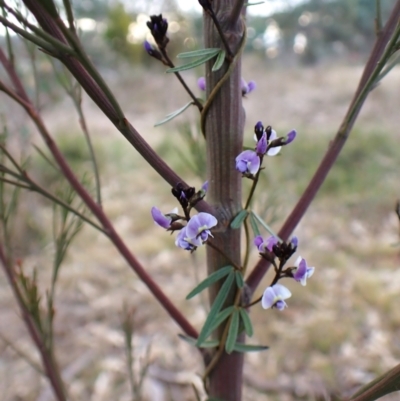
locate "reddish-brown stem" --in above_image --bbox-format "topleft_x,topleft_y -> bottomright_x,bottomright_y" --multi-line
0,49 -> 199,341
19,0 -> 217,217
246,0 -> 400,294
0,245 -> 67,401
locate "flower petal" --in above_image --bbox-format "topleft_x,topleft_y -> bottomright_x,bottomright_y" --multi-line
151,206 -> 171,229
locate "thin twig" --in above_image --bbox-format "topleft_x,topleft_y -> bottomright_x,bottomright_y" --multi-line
0,244 -> 67,401
160,50 -> 203,111
0,49 -> 201,342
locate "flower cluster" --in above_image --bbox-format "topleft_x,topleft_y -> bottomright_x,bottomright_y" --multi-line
254,235 -> 315,310
197,77 -> 256,97
235,122 -> 297,177
151,182 -> 217,251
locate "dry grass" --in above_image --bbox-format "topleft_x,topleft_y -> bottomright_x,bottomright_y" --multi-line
1,58 -> 400,401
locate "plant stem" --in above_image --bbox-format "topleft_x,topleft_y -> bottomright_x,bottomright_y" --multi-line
246,0 -> 400,295
160,50 -> 203,111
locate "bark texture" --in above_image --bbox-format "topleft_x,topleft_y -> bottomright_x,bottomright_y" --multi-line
204,3 -> 245,400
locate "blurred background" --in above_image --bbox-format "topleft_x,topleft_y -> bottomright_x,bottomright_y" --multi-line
1,0 -> 400,400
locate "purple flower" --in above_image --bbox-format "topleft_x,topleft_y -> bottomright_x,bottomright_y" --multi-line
290,236 -> 298,249
241,78 -> 256,95
292,256 -> 314,286
175,226 -> 202,251
235,150 -> 260,175
254,235 -> 279,253
261,284 -> 292,310
198,77 -> 206,91
256,132 -> 267,155
186,212 -> 217,242
151,206 -> 177,229
285,129 -> 297,145
201,181 -> 209,193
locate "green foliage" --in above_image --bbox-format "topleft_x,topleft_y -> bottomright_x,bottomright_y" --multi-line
103,2 -> 143,62
186,265 -> 234,300
197,270 -> 235,346
230,209 -> 249,229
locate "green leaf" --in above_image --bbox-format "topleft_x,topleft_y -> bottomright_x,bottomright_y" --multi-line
230,209 -> 249,229
225,309 -> 240,354
239,308 -> 253,337
251,211 -> 281,240
197,270 -> 235,346
154,101 -> 193,126
177,48 -> 221,59
232,343 -> 269,353
167,52 -> 219,73
235,271 -> 244,288
212,50 -> 226,71
206,306 -> 235,336
249,211 -> 261,237
186,265 -> 233,300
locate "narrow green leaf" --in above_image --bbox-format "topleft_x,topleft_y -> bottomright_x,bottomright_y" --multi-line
206,306 -> 235,336
230,209 -> 248,229
186,265 -> 233,300
167,53 -> 218,73
232,343 -> 269,353
251,211 -> 282,240
235,271 -> 244,288
177,48 -> 220,58
212,50 -> 226,71
225,310 -> 240,354
249,211 -> 261,237
154,101 -> 193,127
196,271 -> 235,346
239,308 -> 253,337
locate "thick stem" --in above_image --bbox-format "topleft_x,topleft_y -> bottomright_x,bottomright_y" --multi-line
204,4 -> 245,400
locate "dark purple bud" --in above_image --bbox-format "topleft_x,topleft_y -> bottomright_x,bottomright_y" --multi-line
147,14 -> 169,48
265,125 -> 273,141
254,121 -> 264,140
198,0 -> 213,12
144,40 -> 163,61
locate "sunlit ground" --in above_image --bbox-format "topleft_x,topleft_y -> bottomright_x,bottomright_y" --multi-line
1,55 -> 400,400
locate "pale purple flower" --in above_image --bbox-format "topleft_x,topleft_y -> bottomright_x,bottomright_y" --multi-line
235,150 -> 260,175
261,284 -> 292,310
290,236 -> 298,249
241,78 -> 256,95
186,212 -> 217,242
201,181 -> 209,193
198,77 -> 206,91
151,206 -> 177,229
292,256 -> 314,286
175,226 -> 202,251
254,235 -> 279,253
